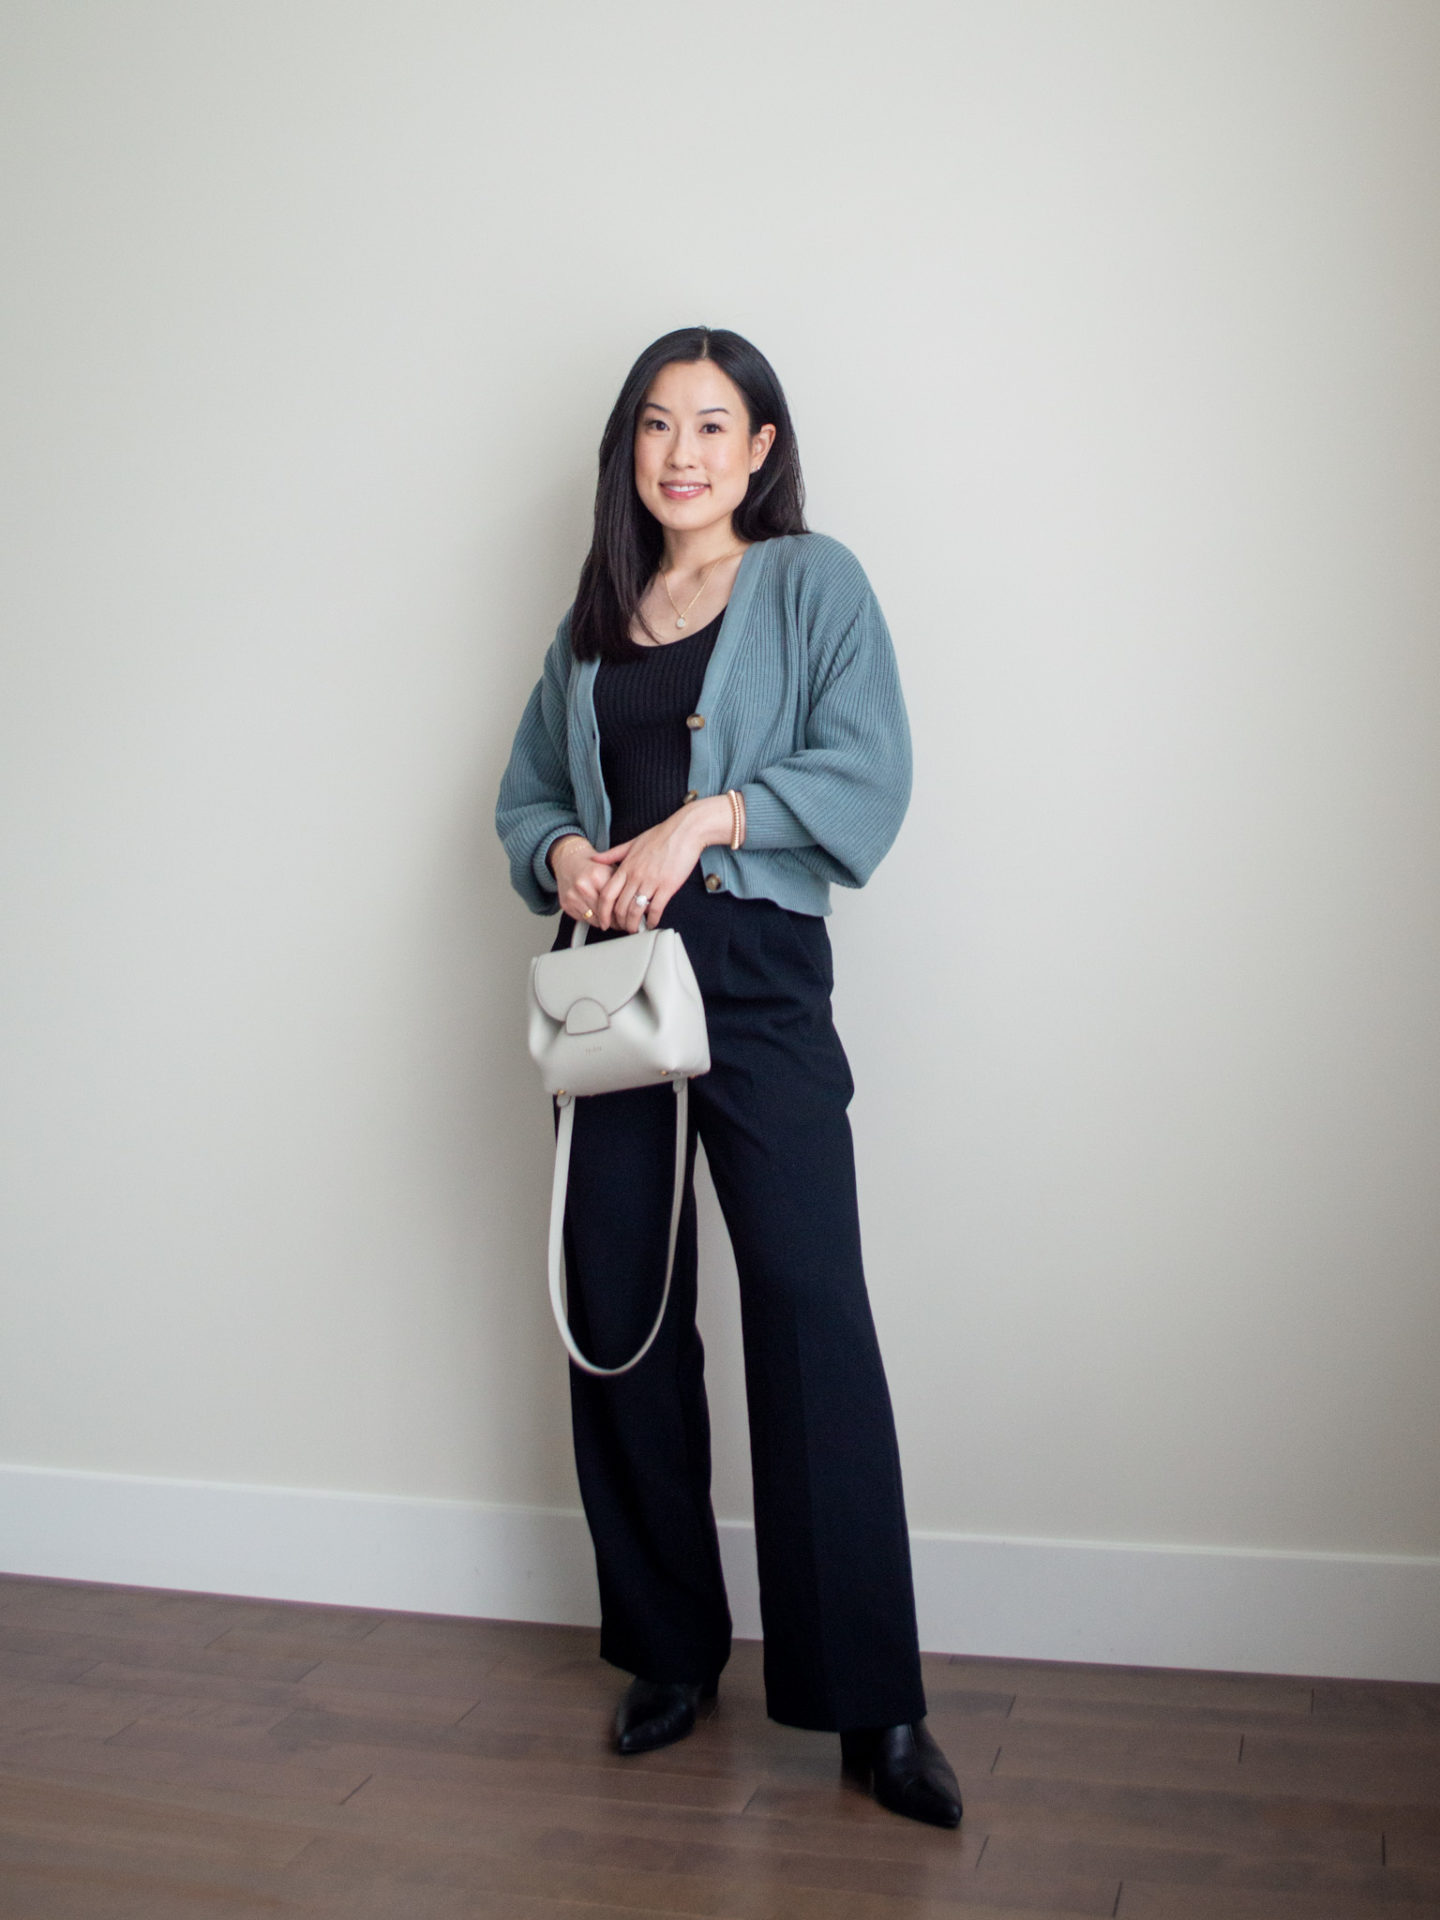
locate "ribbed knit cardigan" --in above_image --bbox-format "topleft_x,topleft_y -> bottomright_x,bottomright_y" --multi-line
495,533 -> 911,917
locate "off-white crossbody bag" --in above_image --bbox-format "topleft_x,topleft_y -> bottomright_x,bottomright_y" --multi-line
527,918 -> 710,1376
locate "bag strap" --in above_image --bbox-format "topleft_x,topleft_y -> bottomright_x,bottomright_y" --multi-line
548,1077 -> 688,1378
546,912 -> 687,1378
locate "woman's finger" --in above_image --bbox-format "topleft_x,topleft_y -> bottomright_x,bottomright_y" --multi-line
643,882 -> 672,927
621,877 -> 651,932
562,861 -> 611,928
599,864 -> 630,914
592,876 -> 619,929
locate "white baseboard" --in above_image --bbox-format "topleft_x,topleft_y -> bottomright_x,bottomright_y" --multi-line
2,1464 -> 1436,1682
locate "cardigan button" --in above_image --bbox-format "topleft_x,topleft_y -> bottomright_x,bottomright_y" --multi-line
704,873 -> 723,892
683,789 -> 698,803
685,713 -> 705,730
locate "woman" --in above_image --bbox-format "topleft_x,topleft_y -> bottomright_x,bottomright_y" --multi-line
496,327 -> 961,1829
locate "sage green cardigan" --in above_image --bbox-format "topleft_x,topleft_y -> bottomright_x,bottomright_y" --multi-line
495,533 -> 911,917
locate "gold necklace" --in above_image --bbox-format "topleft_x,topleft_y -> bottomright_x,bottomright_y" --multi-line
661,550 -> 741,630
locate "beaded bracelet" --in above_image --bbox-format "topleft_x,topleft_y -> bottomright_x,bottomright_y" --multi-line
727,789 -> 746,851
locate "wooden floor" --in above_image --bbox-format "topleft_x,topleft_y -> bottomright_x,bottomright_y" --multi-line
1,1575 -> 1439,1918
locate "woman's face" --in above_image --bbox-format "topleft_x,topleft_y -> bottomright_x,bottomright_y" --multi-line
633,360 -> 776,544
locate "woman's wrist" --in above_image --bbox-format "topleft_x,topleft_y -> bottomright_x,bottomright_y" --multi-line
546,831 -> 589,876
682,794 -> 738,853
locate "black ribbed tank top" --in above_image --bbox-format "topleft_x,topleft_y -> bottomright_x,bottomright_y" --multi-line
595,612 -> 722,844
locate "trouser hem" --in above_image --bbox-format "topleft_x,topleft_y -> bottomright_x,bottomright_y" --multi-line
764,1690 -> 929,1734
599,1641 -> 731,1689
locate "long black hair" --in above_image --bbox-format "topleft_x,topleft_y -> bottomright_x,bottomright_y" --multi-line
569,327 -> 807,663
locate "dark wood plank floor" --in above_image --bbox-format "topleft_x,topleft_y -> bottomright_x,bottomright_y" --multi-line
2,1573 -> 1438,1917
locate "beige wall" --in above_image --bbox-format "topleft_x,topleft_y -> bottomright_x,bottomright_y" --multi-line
3,1 -> 1439,1567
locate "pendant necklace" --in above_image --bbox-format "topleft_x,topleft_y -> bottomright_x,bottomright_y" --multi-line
661,550 -> 741,630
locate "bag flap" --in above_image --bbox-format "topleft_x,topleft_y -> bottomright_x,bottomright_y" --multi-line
532,929 -> 659,1022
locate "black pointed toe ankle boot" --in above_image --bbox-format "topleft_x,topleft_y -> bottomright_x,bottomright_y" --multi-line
840,1719 -> 963,1828
613,1676 -> 719,1756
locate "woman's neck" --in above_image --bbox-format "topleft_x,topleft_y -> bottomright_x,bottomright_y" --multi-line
660,525 -> 746,574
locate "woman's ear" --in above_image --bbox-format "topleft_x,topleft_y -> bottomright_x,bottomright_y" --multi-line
750,423 -> 777,472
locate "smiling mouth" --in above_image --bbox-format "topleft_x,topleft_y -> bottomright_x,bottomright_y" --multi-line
661,483 -> 707,498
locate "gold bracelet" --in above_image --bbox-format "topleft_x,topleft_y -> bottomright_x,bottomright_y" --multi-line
727,789 -> 744,852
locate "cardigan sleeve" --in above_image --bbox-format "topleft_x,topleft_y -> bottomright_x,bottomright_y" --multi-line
738,569 -> 912,889
495,617 -> 583,914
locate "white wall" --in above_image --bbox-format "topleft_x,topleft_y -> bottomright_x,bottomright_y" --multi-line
3,1 -> 1439,1670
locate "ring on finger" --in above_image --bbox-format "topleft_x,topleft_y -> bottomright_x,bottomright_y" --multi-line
634,892 -> 652,911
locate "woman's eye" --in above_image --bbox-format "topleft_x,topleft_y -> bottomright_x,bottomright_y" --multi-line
643,417 -> 667,432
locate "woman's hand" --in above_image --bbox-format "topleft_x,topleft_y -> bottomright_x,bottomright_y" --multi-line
548,835 -> 615,927
592,796 -> 734,931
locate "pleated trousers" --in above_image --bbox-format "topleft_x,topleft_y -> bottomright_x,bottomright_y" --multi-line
555,877 -> 926,1732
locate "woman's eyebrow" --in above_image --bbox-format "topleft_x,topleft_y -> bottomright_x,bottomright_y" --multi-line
640,402 -> 731,415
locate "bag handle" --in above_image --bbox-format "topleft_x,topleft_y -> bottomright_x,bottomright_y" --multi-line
546,912 -> 688,1378
547,1076 -> 688,1378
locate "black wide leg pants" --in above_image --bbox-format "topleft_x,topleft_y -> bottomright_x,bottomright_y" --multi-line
555,878 -> 926,1732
